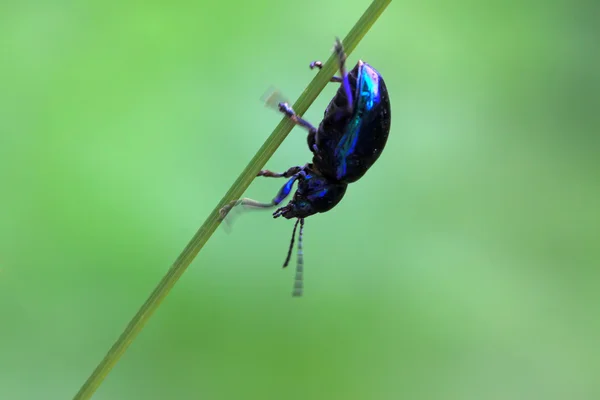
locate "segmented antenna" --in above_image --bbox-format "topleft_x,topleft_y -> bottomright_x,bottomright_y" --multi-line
292,218 -> 305,297
283,219 -> 300,268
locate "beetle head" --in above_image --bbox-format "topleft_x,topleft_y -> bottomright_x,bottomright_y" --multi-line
273,175 -> 348,219
272,197 -> 315,219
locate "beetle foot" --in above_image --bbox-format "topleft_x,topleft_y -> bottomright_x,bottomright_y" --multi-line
218,203 -> 234,220
333,37 -> 346,63
218,207 -> 229,220
310,60 -> 343,83
219,198 -> 243,220
278,102 -> 294,117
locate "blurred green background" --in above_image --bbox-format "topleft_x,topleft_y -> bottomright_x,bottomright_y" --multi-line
1,0 -> 599,399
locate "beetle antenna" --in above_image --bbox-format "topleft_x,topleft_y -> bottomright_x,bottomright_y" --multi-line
292,218 -> 305,297
283,219 -> 300,268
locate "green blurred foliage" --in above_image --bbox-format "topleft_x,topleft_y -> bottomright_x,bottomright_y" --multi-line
1,0 -> 598,399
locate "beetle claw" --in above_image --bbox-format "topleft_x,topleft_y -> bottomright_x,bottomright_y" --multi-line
278,102 -> 293,117
219,204 -> 232,221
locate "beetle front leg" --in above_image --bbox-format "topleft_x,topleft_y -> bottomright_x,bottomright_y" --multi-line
278,102 -> 317,135
309,61 -> 343,83
219,172 -> 304,219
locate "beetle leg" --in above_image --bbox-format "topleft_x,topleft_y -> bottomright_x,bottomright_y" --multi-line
278,102 -> 317,135
219,172 -> 305,219
220,198 -> 274,214
272,170 -> 305,204
257,165 -> 302,178
309,61 -> 343,83
333,37 -> 354,113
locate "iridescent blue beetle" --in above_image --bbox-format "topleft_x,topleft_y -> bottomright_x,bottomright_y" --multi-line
220,38 -> 391,296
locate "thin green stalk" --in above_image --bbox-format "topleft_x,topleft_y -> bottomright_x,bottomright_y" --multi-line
73,1 -> 391,398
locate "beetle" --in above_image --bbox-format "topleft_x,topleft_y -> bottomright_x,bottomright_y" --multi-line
220,38 -> 391,297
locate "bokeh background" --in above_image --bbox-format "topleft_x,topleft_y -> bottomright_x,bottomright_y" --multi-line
1,0 -> 599,399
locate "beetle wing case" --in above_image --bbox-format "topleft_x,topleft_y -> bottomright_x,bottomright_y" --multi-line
313,61 -> 391,184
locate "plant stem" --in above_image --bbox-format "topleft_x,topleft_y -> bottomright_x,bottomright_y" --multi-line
72,1 -> 391,398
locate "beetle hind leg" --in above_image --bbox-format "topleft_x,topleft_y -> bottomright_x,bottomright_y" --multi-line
309,61 -> 343,83
333,37 -> 354,113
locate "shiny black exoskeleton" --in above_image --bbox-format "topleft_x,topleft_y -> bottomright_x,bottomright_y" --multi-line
220,38 -> 391,296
